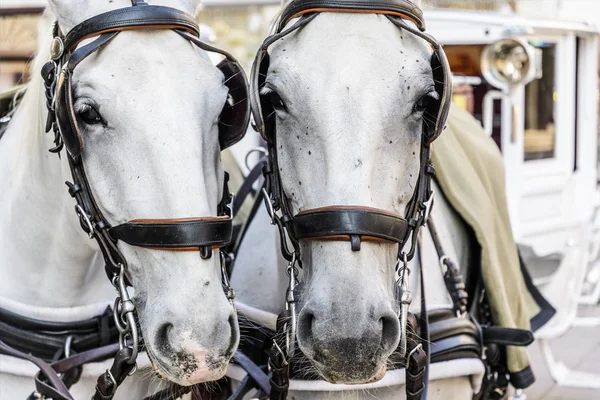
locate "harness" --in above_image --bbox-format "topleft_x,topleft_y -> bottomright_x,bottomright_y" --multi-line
0,1 -> 251,399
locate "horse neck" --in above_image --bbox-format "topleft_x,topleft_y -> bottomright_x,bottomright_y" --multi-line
0,68 -> 112,311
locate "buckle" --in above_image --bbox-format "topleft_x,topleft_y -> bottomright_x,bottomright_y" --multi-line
106,368 -> 118,396
74,205 -> 95,239
405,343 -> 423,372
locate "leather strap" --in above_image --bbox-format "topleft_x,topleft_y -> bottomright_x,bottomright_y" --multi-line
233,350 -> 272,395
278,0 -> 425,31
64,5 -> 199,52
232,160 -> 264,217
291,206 -> 410,248
109,217 -> 233,250
93,348 -> 136,400
0,306 -> 117,361
405,314 -> 427,400
481,326 -> 534,347
0,340 -> 73,400
417,238 -> 430,400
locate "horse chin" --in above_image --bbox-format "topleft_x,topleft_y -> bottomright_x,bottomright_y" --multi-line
310,358 -> 387,384
150,350 -> 229,385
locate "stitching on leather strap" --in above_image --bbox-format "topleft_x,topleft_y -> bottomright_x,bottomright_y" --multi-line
66,24 -> 198,51
296,205 -> 402,218
299,234 -> 398,244
127,216 -> 230,224
284,8 -> 421,28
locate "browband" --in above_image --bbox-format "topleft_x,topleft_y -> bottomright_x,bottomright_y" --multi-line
109,217 -> 233,253
63,5 -> 200,52
292,206 -> 410,251
277,0 -> 425,31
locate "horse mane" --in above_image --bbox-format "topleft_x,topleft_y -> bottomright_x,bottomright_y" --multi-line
12,10 -> 54,155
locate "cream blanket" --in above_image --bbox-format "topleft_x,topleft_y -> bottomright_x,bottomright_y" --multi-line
432,103 -> 538,375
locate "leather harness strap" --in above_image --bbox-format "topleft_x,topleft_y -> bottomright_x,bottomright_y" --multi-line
109,217 -> 233,251
63,4 -> 199,51
292,206 -> 410,250
0,306 -> 117,361
277,0 -> 425,31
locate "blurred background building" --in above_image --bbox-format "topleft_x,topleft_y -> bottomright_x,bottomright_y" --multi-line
2,0 -> 599,90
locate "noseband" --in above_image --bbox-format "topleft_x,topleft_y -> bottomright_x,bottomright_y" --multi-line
0,1 -> 250,399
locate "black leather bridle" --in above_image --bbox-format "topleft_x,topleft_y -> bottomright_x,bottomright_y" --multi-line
248,1 -> 451,399
0,1 -> 250,399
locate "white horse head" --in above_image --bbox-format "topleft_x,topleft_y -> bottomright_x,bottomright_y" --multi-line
260,11 -> 440,383
1,0 -> 240,386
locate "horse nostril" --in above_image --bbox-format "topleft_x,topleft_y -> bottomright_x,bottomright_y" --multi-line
379,312 -> 400,355
225,313 -> 239,357
297,308 -> 316,344
155,322 -> 174,353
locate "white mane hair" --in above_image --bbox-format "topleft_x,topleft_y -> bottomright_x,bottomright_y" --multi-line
13,10 -> 54,156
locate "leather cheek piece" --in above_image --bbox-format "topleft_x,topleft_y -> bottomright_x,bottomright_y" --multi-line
108,217 -> 233,250
55,70 -> 84,161
291,207 -> 410,244
217,58 -> 251,150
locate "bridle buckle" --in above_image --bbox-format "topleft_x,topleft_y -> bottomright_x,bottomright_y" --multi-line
74,204 -> 95,239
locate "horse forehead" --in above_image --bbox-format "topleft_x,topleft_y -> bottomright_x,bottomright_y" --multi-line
79,31 -> 225,100
271,14 -> 432,88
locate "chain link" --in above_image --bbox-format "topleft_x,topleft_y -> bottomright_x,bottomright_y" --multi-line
284,252 -> 299,358
396,252 -> 412,358
112,264 -> 139,365
220,251 -> 236,304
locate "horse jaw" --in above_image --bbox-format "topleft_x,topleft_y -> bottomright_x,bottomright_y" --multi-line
264,13 -> 435,383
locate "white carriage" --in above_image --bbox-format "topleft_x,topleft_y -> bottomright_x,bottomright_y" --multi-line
424,7 -> 600,389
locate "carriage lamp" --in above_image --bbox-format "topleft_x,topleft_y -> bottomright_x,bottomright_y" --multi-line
481,38 -> 535,89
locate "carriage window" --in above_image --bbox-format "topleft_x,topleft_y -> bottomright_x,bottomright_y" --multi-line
524,42 -> 557,161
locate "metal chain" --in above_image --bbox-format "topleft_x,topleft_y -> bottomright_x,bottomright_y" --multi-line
220,251 -> 236,305
396,252 -> 412,358
262,185 -> 300,359
111,264 -> 139,366
284,253 -> 299,358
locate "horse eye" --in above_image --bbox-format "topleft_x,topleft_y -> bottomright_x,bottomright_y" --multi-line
77,104 -> 103,125
413,92 -> 438,114
267,90 -> 287,112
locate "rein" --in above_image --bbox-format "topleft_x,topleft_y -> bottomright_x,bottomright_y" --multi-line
0,1 -> 249,399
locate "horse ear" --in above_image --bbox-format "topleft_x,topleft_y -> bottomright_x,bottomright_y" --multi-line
171,0 -> 204,16
46,0 -> 94,32
47,0 -> 203,32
